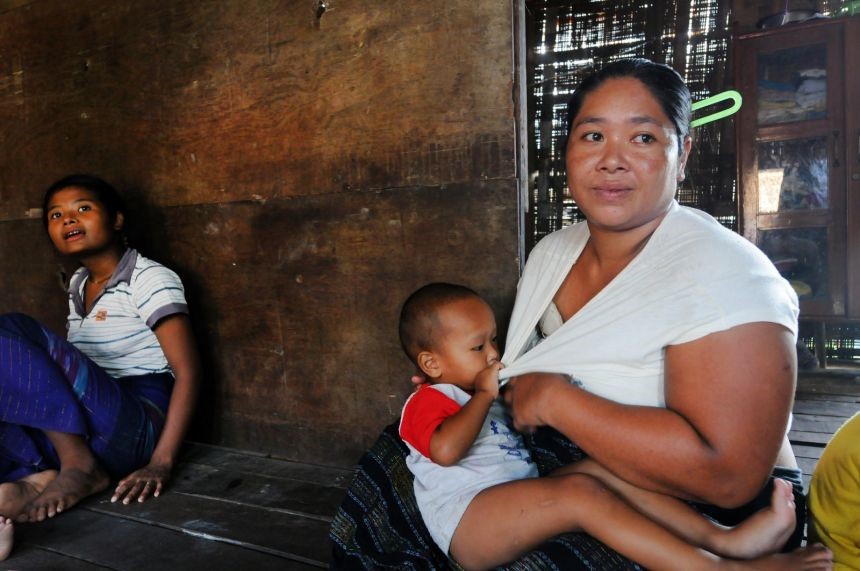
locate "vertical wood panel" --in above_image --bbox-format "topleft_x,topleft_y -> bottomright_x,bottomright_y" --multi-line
0,0 -> 518,465
150,181 -> 519,462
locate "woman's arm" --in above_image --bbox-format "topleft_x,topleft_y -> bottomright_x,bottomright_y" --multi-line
504,321 -> 796,507
111,314 -> 200,503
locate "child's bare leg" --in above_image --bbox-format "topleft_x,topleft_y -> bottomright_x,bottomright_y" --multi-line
451,471 -> 710,570
0,517 -> 12,561
17,431 -> 109,522
0,470 -> 58,518
558,459 -> 796,558
449,472 -> 828,571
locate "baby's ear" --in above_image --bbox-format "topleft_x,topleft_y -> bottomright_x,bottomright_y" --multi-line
417,351 -> 442,379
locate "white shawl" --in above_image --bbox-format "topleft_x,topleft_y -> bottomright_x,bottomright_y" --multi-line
498,201 -> 799,408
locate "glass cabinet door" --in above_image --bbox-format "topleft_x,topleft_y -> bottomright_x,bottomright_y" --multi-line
756,137 -> 829,213
737,22 -> 846,317
758,226 -> 829,301
757,44 -> 827,126
755,137 -> 834,303
751,131 -> 844,313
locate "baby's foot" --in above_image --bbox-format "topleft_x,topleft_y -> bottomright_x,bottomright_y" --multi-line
17,465 -> 109,522
0,470 -> 58,519
722,543 -> 833,571
711,478 -> 796,558
0,517 -> 12,561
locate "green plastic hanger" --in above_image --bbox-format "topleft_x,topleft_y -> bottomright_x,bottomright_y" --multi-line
691,90 -> 743,128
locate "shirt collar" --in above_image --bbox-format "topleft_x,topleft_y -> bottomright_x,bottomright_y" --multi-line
69,248 -> 138,317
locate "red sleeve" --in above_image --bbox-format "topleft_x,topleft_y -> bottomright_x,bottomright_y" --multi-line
399,386 -> 462,458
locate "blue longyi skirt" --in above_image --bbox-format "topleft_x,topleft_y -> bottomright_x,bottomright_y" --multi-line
0,313 -> 173,481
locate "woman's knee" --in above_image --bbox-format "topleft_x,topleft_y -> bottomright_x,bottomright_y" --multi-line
0,312 -> 33,323
0,313 -> 42,337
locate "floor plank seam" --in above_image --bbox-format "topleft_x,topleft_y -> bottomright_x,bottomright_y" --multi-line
176,528 -> 327,569
789,439 -> 827,447
186,443 -> 355,474
17,545 -> 122,571
179,459 -> 350,487
80,506 -> 328,568
170,490 -> 336,522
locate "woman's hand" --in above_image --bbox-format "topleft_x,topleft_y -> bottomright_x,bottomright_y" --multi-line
111,460 -> 172,504
503,372 -> 570,432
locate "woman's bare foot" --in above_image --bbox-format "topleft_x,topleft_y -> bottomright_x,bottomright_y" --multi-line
17,463 -> 109,522
0,517 -> 13,561
0,470 -> 58,519
710,478 -> 797,558
721,543 -> 832,571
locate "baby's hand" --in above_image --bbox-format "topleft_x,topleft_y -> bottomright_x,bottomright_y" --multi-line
474,362 -> 503,398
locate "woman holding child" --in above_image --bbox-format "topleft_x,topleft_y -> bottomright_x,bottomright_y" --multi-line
398,283 -> 829,570
499,58 -> 813,561
0,175 -> 199,560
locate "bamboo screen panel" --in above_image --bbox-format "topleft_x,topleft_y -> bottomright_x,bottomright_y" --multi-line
525,0 -> 734,247
525,0 -> 860,363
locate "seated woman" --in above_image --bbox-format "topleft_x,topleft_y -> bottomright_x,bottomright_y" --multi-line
501,58 -> 809,552
0,175 -> 200,560
331,59 -> 820,569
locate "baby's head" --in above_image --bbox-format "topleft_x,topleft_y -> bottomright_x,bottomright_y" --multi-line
399,283 -> 499,389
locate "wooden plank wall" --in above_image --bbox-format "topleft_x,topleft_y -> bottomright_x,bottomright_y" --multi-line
0,0 -> 520,467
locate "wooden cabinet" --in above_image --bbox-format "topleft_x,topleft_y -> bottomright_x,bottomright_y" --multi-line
735,16 -> 860,320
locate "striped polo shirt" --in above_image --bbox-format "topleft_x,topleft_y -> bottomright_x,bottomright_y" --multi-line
66,248 -> 189,378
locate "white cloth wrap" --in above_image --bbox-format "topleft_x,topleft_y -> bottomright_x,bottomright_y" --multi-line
499,201 -> 799,408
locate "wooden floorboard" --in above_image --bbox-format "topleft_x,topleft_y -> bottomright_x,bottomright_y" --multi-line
168,462 -> 347,518
177,444 -> 353,488
83,489 -> 333,563
790,416 -> 850,434
12,510 -> 320,571
790,369 -> 860,493
4,443 -> 351,570
787,430 -> 833,445
793,399 -> 859,417
0,544 -> 119,571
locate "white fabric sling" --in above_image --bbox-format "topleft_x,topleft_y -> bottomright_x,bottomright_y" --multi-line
498,201 -> 799,409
